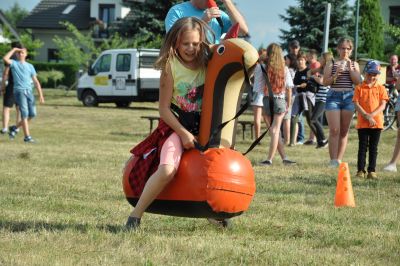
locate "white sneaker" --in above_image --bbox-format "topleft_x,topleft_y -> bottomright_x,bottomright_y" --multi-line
329,159 -> 340,168
383,164 -> 397,172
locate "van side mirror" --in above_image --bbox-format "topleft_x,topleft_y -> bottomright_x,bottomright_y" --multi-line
88,67 -> 94,76
86,60 -> 95,76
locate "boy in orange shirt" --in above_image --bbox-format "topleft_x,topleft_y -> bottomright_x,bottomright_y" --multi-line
353,60 -> 388,179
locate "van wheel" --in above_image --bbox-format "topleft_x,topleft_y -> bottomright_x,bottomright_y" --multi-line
82,90 -> 98,107
115,101 -> 131,108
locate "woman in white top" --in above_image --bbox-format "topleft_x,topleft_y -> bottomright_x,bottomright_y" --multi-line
253,43 -> 295,166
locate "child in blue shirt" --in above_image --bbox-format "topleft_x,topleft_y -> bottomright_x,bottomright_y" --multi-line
3,47 -> 44,142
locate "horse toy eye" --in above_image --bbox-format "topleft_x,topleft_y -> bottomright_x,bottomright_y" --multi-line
217,45 -> 225,55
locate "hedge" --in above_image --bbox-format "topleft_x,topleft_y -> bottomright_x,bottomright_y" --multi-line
30,61 -> 79,88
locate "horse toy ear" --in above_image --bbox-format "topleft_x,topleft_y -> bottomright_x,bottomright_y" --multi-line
224,23 -> 240,39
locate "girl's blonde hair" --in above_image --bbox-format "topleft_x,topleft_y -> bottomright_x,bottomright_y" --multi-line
265,43 -> 285,93
321,51 -> 333,67
154,17 -> 213,71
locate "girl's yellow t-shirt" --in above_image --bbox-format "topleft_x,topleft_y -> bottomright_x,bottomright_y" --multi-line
170,56 -> 205,112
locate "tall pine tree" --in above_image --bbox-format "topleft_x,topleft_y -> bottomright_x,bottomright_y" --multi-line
279,0 -> 354,53
112,0 -> 181,48
358,0 -> 385,60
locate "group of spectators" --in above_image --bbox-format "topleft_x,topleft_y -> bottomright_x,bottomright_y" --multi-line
251,39 -> 400,177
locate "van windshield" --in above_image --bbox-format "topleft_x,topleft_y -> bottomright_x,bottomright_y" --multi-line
140,56 -> 157,69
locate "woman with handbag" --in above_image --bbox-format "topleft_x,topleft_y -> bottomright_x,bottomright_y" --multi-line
254,43 -> 296,166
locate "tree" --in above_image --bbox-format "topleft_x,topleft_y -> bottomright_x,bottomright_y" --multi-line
3,3 -> 29,28
279,0 -> 354,53
385,24 -> 400,58
358,0 -> 385,60
53,22 -> 131,70
114,0 -> 181,48
20,32 -> 44,59
0,32 -> 43,60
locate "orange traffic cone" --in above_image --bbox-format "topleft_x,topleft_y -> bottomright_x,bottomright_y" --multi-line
334,162 -> 355,207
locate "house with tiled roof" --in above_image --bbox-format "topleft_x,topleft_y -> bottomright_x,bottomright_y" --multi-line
17,0 -> 133,62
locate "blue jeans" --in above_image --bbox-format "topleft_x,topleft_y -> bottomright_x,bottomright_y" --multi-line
325,90 -> 354,111
14,89 -> 36,119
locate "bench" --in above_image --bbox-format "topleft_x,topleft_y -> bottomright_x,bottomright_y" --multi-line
141,116 -> 160,134
141,116 -> 254,140
237,121 -> 254,140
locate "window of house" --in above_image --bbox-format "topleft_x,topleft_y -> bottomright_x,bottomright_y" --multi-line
116,54 -> 131,72
99,4 -> 115,27
389,6 -> 400,26
48,49 -> 61,63
94,54 -> 111,73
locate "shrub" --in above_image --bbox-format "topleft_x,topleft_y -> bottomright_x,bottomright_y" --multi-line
31,61 -> 78,88
37,69 -> 65,88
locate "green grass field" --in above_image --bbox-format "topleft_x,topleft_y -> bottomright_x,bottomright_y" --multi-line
0,89 -> 399,265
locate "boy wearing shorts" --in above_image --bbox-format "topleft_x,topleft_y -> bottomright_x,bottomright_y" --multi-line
3,47 -> 44,142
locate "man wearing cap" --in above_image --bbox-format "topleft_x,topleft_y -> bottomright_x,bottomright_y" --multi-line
353,60 -> 389,179
289,40 -> 300,58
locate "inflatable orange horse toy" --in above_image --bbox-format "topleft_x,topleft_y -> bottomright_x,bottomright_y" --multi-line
123,38 -> 259,219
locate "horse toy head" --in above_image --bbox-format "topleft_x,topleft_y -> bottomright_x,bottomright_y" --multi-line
199,38 -> 259,148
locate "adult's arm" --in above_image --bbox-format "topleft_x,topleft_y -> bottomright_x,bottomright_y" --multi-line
323,61 -> 335,86
221,0 -> 248,35
349,61 -> 361,85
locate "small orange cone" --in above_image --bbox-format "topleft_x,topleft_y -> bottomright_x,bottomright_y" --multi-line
334,162 -> 355,207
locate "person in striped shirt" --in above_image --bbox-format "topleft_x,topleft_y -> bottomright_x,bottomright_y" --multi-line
323,38 -> 361,168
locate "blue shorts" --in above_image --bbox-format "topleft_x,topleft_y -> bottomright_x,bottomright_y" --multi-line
325,90 -> 354,111
14,89 -> 36,119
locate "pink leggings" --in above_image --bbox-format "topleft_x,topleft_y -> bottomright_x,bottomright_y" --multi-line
160,132 -> 183,170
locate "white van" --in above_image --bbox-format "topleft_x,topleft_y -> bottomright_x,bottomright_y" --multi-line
77,48 -> 160,107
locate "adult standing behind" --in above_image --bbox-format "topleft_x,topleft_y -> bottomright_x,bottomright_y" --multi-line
251,48 -> 267,139
288,40 -> 300,59
309,51 -> 333,148
323,37 -> 361,167
255,43 -> 296,166
165,0 -> 249,42
3,47 -> 44,143
282,53 -> 297,145
288,39 -> 305,144
1,42 -> 22,136
386,54 -> 400,87
384,54 -> 400,172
